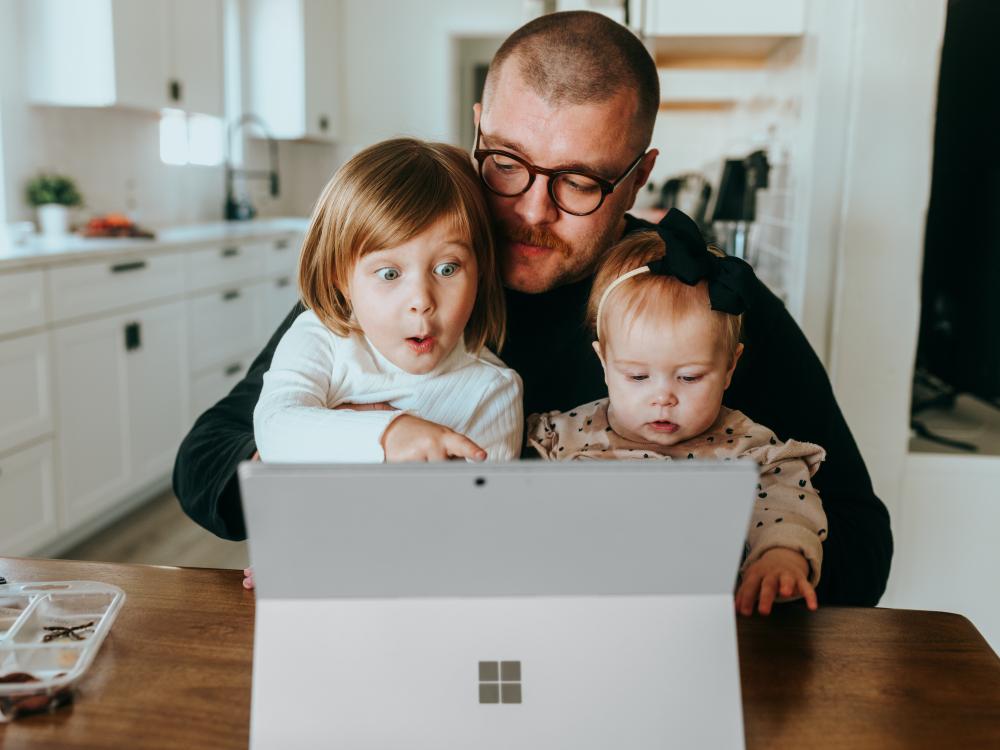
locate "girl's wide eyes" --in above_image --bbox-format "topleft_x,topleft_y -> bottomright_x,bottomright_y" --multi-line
375,267 -> 400,281
434,262 -> 459,277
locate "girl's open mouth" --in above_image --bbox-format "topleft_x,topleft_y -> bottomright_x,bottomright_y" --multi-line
406,336 -> 435,354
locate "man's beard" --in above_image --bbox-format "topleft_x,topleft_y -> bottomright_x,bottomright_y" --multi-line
494,218 -> 620,293
497,221 -> 573,258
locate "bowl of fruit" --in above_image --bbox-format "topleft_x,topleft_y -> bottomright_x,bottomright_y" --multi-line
80,214 -> 155,239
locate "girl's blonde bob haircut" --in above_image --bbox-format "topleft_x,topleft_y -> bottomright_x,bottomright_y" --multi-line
298,138 -> 505,352
587,230 -> 743,357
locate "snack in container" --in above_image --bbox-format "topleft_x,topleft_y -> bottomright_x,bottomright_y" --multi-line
0,581 -> 125,721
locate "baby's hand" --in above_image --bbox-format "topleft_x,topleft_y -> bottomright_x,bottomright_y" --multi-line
381,414 -> 487,462
242,567 -> 254,590
735,547 -> 818,616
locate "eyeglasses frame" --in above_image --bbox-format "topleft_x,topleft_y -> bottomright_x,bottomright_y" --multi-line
472,124 -> 647,217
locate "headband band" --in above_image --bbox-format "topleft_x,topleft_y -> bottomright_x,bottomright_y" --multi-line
594,208 -> 755,340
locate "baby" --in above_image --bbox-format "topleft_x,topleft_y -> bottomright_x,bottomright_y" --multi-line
528,210 -> 828,616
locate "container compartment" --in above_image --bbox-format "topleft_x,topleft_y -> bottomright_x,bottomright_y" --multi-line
0,645 -> 82,680
29,591 -> 116,620
0,598 -> 32,640
0,647 -> 79,721
8,600 -> 98,646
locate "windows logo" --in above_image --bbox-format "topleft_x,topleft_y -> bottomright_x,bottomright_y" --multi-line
478,661 -> 522,704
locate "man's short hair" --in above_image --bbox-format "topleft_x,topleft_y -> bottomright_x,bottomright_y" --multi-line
483,10 -> 659,149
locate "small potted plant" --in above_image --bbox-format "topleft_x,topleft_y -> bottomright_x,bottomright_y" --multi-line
25,174 -> 83,238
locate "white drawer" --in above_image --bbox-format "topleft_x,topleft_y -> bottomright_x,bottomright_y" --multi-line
48,252 -> 185,323
0,439 -> 58,555
190,351 -> 255,422
186,242 -> 267,293
0,269 -> 46,336
264,274 -> 299,333
264,234 -> 301,276
0,333 -> 53,455
188,282 -> 265,372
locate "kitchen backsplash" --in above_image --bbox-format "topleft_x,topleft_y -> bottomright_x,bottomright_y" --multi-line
9,105 -> 337,228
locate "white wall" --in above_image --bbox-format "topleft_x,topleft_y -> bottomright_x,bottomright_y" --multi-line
827,0 -> 945,525
338,0 -> 526,154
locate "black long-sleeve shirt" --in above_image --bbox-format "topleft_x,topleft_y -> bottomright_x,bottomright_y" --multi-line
173,213 -> 892,605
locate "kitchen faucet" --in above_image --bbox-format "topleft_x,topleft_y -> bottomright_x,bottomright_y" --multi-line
225,113 -> 280,221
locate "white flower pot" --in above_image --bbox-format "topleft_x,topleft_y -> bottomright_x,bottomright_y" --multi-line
37,203 -> 70,238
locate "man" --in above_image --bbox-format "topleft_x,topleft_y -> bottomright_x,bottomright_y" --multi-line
174,11 -> 891,606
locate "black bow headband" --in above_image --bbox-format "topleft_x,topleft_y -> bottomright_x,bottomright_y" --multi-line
647,208 -> 754,316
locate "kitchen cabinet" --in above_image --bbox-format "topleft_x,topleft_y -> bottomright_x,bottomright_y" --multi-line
0,441 -> 58,555
168,0 -> 225,116
0,221 -> 305,554
0,270 -> 45,337
54,300 -> 187,528
0,334 -> 53,456
23,0 -> 224,116
123,301 -> 190,493
244,0 -> 340,141
48,253 -> 185,324
52,313 -> 131,527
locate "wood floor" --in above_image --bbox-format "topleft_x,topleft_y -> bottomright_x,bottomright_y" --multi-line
60,490 -> 249,570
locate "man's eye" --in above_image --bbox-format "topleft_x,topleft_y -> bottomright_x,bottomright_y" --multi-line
490,154 -> 520,172
434,262 -> 459,277
376,267 -> 400,280
566,177 -> 600,193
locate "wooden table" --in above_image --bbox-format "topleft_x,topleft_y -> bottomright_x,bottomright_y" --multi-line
1,557 -> 998,749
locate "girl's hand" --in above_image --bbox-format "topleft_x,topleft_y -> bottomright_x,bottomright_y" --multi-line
381,414 -> 487,462
735,547 -> 818,616
243,567 -> 254,590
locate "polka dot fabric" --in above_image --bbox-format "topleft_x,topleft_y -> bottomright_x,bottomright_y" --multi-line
527,400 -> 829,588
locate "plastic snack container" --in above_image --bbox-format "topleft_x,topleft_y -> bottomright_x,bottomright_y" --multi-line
0,580 -> 125,721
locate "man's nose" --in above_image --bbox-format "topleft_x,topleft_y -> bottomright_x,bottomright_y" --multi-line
513,175 -> 559,226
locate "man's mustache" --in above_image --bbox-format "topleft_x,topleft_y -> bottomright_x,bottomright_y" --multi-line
496,221 -> 573,258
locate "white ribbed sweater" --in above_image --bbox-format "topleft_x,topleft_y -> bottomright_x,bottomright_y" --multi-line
253,310 -> 523,463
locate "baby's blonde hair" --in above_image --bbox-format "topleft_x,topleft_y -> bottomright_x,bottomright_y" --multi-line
298,138 -> 505,352
587,231 -> 743,357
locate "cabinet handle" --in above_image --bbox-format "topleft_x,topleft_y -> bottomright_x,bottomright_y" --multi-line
224,363 -> 243,377
169,79 -> 182,102
222,289 -> 241,301
276,277 -> 290,288
319,115 -> 329,132
111,260 -> 147,274
275,240 -> 289,250
124,322 -> 141,351
221,247 -> 239,258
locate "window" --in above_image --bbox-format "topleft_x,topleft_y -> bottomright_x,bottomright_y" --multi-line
159,110 -> 224,167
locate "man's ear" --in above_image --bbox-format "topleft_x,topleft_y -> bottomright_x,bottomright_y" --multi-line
624,149 -> 659,210
473,102 -> 482,129
724,343 -> 745,390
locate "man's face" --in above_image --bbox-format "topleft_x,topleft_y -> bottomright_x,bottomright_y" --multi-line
475,67 -> 657,293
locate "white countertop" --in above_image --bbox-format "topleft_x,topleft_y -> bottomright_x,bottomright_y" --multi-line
0,217 -> 310,272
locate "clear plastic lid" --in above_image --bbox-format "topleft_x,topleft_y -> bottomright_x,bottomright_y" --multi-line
0,580 -> 125,721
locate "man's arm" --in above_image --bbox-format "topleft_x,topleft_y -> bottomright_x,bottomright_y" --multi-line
726,282 -> 893,606
172,302 -> 305,540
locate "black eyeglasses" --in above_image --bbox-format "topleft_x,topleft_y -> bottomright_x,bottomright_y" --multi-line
473,125 -> 646,217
